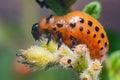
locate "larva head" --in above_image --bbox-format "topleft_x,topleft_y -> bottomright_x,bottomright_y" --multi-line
31,15 -> 55,40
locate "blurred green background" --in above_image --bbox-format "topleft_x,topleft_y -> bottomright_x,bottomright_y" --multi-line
0,0 -> 120,80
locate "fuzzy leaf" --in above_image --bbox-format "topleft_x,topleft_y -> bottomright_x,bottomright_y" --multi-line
83,1 -> 102,19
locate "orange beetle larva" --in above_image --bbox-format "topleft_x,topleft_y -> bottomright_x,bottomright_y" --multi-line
31,10 -> 109,61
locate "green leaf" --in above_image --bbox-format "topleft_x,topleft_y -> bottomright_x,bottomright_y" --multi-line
83,1 -> 102,19
44,0 -> 77,15
108,50 -> 120,80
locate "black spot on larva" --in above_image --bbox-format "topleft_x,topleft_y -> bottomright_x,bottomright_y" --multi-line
79,26 -> 83,31
100,47 -> 104,50
97,40 -> 101,44
67,59 -> 71,64
105,42 -> 108,47
101,33 -> 105,38
79,18 -> 84,23
93,34 -> 96,38
101,55 -> 103,57
57,23 -> 63,28
69,36 -> 78,46
70,23 -> 76,28
87,29 -> 90,34
95,26 -> 99,32
46,15 -> 53,23
88,20 -> 93,26
52,27 -> 56,31
70,36 -> 74,40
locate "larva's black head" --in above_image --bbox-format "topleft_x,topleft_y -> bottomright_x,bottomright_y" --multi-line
31,23 -> 39,40
31,15 -> 55,43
